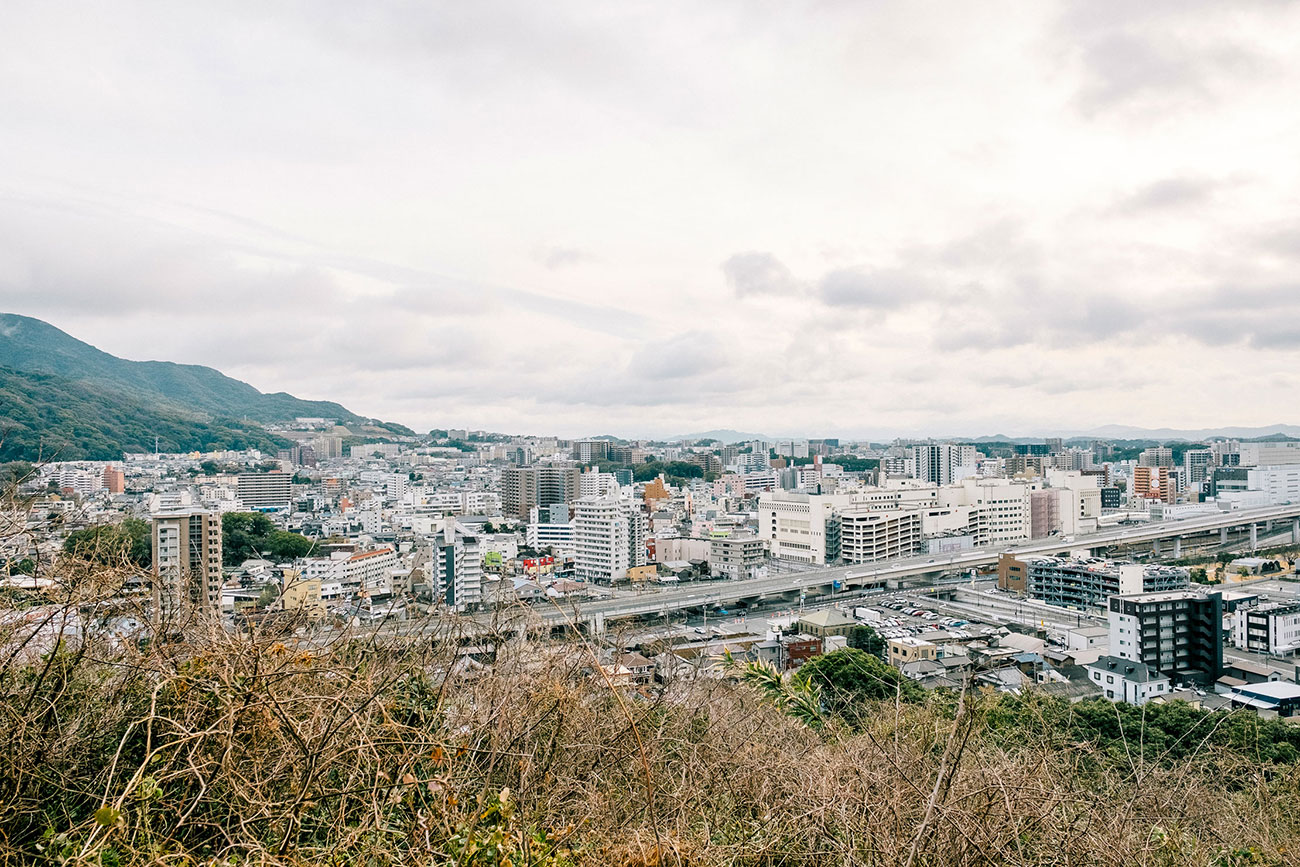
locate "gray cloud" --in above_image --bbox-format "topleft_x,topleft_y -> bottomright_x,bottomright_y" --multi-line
721,252 -> 802,298
1115,176 -> 1227,212
1057,1 -> 1279,117
818,267 -> 932,309
535,246 -> 595,270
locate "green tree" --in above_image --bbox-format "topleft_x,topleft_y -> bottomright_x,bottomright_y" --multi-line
63,518 -> 151,568
847,624 -> 886,657
266,530 -> 316,560
221,512 -> 276,565
796,648 -> 926,712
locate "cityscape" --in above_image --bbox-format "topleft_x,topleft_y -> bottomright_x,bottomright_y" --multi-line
6,2 -> 1300,865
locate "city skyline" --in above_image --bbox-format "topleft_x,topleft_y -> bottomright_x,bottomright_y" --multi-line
4,2 -> 1300,438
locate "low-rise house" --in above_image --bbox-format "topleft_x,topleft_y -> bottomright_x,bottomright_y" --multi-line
1086,655 -> 1170,705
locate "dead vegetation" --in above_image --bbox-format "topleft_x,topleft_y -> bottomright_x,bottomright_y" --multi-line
1,510 -> 1297,865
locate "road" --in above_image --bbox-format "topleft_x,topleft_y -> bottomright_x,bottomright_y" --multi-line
486,503 -> 1300,628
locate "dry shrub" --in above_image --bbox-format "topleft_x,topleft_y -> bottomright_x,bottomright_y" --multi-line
1,553 -> 1297,866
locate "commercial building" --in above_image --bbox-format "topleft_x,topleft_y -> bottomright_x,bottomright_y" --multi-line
574,495 -> 647,583
1021,556 -> 1188,610
237,471 -> 293,510
151,509 -> 223,620
1233,602 -> 1300,656
1238,442 -> 1300,467
1085,656 -> 1170,705
758,491 -> 855,565
838,509 -> 922,563
1245,466 -> 1300,504
708,532 -> 766,580
1109,590 -> 1225,683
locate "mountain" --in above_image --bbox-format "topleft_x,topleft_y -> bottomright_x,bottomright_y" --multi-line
0,313 -> 364,424
0,367 -> 289,462
667,429 -> 771,443
1076,424 -> 1300,441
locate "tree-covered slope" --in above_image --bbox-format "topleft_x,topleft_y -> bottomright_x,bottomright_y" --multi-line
0,366 -> 289,461
0,313 -> 360,423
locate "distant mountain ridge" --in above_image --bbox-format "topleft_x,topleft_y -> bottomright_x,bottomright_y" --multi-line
0,313 -> 362,424
667,429 -> 772,443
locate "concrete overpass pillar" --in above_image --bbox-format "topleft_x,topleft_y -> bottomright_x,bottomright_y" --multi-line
1220,527 -> 1229,545
1152,539 -> 1162,558
1267,519 -> 1275,533
1250,523 -> 1258,551
1172,537 -> 1182,559
1292,519 -> 1300,545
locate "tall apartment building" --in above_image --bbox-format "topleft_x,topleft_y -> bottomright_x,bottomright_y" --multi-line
501,465 -> 580,519
579,468 -> 620,498
911,444 -> 977,485
1183,449 -> 1214,488
311,436 -> 344,459
1021,556 -> 1188,609
237,471 -> 293,510
1109,590 -> 1225,683
102,465 -> 126,494
572,440 -> 611,464
151,509 -> 223,620
838,509 -> 922,563
1132,466 -> 1174,504
574,495 -> 647,583
1138,446 -> 1174,468
433,518 -> 482,611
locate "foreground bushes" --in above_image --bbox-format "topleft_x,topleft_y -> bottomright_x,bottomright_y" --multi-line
2,628 -> 1298,865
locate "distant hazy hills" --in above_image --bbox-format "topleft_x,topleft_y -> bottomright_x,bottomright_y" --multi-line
0,313 -> 409,462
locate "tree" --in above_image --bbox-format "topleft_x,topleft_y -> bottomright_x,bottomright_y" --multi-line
221,512 -> 276,565
847,625 -> 886,657
63,518 -> 151,568
795,648 -> 926,713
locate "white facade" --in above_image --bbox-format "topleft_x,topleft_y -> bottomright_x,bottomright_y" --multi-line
579,469 -> 620,498
1245,465 -> 1300,504
574,495 -> 647,582
526,520 -> 577,557
1086,656 -> 1170,705
758,491 -> 856,564
433,518 -> 483,611
305,547 -> 399,598
911,444 -> 978,485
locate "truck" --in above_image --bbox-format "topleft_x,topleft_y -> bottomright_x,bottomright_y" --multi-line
853,606 -> 882,623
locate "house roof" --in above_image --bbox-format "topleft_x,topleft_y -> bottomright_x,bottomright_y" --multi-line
1086,655 -> 1168,684
799,608 -> 857,628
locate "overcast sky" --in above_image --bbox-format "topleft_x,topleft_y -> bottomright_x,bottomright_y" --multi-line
3,1 -> 1300,440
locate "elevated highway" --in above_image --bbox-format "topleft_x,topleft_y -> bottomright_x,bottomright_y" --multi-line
502,503 -> 1300,631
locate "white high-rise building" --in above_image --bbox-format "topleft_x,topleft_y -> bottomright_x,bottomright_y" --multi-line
579,468 -> 620,499
574,495 -> 647,583
433,517 -> 482,611
911,444 -> 978,485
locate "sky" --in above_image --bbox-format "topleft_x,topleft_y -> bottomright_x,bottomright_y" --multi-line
3,1 -> 1300,440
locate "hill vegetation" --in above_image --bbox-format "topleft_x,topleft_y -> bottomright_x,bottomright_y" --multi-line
0,313 -> 361,424
0,366 -> 290,461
